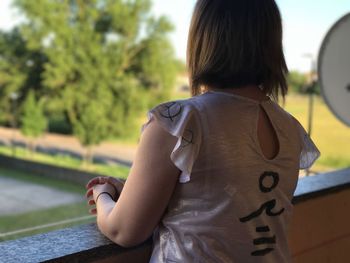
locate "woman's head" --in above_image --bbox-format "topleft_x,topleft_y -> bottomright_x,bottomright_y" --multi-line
187,0 -> 288,99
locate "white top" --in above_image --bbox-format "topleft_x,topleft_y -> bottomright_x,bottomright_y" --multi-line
143,91 -> 320,263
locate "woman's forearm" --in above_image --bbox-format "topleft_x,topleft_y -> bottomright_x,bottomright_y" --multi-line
96,196 -> 139,247
96,195 -> 119,240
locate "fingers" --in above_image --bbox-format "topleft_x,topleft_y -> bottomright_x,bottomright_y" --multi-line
106,179 -> 118,195
107,177 -> 120,185
85,188 -> 94,198
86,183 -> 98,215
86,177 -> 102,189
86,177 -> 108,189
89,208 -> 97,215
86,177 -> 124,196
87,195 -> 96,214
88,198 -> 95,206
107,177 -> 124,193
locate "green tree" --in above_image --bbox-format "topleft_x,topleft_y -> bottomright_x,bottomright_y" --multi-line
13,0 -> 179,163
20,91 -> 47,154
287,71 -> 308,94
0,29 -> 46,125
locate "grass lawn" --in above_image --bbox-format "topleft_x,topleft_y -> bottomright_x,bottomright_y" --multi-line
284,95 -> 350,172
0,166 -> 85,194
0,167 -> 95,242
0,145 -> 130,180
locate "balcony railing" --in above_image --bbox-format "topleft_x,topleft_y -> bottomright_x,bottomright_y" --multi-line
1,164 -> 349,263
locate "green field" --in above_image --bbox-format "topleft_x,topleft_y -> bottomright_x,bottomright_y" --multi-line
284,95 -> 350,172
0,145 -> 130,179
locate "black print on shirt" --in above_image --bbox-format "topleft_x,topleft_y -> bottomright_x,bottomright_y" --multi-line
160,102 -> 182,122
180,129 -> 194,148
259,171 -> 279,193
239,199 -> 284,223
238,171 -> 284,257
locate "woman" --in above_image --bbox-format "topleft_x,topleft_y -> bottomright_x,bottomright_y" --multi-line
86,0 -> 320,262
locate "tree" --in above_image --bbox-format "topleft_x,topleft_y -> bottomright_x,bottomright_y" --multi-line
20,91 -> 47,154
287,71 -> 308,94
13,0 -> 179,163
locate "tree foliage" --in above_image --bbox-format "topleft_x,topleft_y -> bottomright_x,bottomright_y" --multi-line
0,29 -> 46,124
20,90 -> 47,154
286,70 -> 321,95
20,90 -> 47,137
287,71 -> 308,94
1,0 -> 179,158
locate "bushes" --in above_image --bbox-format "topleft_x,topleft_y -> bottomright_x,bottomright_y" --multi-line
287,70 -> 320,95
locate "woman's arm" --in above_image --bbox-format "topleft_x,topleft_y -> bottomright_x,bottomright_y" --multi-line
94,120 -> 181,247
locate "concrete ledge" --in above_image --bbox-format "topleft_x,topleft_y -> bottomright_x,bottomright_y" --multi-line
293,168 -> 350,203
0,223 -> 152,263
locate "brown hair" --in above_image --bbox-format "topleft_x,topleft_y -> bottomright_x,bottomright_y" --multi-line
187,0 -> 288,100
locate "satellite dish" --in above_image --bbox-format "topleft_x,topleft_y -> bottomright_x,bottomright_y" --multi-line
318,13 -> 350,127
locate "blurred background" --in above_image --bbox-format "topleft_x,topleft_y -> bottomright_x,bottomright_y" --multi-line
0,0 -> 349,243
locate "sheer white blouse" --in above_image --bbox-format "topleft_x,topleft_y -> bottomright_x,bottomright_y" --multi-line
143,91 -> 320,263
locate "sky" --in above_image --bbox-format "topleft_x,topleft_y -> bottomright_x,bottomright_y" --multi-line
1,0 -> 349,72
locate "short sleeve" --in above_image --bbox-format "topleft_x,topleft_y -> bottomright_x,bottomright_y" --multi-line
142,100 -> 202,183
295,120 -> 321,170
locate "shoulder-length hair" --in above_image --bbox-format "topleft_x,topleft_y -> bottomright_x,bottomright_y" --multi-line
187,0 -> 288,100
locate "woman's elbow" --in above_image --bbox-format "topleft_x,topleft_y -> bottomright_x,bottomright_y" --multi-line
110,230 -> 150,248
98,222 -> 150,248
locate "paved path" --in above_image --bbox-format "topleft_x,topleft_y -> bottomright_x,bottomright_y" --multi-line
0,175 -> 84,216
0,127 -> 137,166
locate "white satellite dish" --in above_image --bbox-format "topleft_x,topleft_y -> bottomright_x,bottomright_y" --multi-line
318,13 -> 350,127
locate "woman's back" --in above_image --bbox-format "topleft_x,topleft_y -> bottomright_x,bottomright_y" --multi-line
149,91 -> 316,262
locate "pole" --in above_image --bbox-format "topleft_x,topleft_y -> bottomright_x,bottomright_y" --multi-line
307,82 -> 315,137
10,92 -> 18,157
303,55 -> 316,176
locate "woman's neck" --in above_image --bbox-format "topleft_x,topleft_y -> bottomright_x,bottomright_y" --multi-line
208,85 -> 269,102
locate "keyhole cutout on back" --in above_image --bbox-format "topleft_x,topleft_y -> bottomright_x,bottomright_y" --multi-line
257,105 -> 280,160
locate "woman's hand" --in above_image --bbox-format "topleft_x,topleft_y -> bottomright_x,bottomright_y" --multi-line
86,176 -> 124,197
86,183 -> 116,215
85,176 -> 124,215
